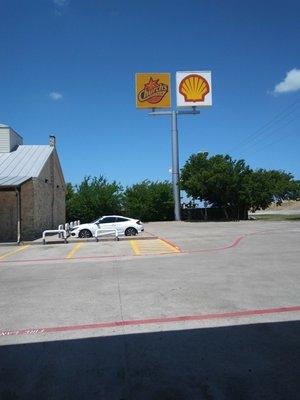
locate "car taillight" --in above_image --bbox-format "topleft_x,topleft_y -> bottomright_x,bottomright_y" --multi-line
137,220 -> 142,225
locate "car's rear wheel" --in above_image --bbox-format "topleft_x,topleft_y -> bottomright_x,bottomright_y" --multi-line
79,229 -> 92,238
125,227 -> 138,236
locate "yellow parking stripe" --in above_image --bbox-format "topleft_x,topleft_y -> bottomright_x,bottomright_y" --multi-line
65,243 -> 83,259
132,239 -> 180,255
158,239 -> 181,253
130,240 -> 141,255
0,245 -> 30,260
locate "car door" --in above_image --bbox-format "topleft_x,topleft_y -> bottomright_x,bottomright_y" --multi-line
114,217 -> 130,234
98,216 -> 117,232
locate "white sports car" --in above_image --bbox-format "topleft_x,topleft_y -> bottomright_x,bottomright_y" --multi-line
70,215 -> 144,238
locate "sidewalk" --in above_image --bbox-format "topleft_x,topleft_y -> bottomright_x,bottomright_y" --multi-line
0,230 -> 157,247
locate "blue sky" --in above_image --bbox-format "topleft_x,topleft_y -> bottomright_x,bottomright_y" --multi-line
1,0 -> 300,187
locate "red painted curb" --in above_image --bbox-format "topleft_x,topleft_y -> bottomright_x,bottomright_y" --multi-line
185,235 -> 245,253
1,306 -> 300,337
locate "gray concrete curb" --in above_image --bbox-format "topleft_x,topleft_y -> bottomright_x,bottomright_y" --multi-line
0,233 -> 158,247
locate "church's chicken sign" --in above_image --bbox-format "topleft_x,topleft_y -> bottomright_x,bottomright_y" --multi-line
135,73 -> 171,108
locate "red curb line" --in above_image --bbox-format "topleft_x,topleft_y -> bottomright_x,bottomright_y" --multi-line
1,306 -> 300,337
184,235 -> 245,253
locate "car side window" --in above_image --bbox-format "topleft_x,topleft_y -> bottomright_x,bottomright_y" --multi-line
115,217 -> 129,222
100,217 -> 116,223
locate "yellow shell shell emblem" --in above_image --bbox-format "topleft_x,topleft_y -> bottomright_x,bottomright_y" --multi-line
179,74 -> 210,102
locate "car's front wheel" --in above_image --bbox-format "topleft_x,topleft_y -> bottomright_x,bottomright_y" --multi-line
79,229 -> 92,238
125,227 -> 138,236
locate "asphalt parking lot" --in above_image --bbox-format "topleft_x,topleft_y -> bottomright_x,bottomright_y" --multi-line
1,220 -> 300,399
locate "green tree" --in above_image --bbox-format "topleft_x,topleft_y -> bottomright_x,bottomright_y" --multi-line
66,182 -> 75,201
123,180 -> 174,222
66,176 -> 123,222
66,182 -> 77,222
248,169 -> 300,211
180,152 -> 251,219
180,152 -> 299,219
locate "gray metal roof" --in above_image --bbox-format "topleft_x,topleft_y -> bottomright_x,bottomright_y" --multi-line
0,145 -> 53,187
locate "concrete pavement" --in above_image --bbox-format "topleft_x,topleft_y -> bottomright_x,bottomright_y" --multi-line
0,220 -> 300,399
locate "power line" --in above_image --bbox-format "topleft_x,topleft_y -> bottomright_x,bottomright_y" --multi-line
227,97 -> 300,155
251,127 -> 298,156
237,114 -> 299,157
232,99 -> 299,152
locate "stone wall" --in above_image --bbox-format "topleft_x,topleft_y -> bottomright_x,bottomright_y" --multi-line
0,151 -> 66,242
0,191 -> 17,242
31,152 -> 65,239
20,180 -> 35,239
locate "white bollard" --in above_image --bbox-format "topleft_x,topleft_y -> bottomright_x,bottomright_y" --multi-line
94,228 -> 119,242
43,229 -> 67,244
58,224 -> 64,238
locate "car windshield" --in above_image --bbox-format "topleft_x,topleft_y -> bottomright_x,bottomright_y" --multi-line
91,217 -> 102,224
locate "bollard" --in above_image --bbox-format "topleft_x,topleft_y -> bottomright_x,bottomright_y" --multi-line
58,224 -> 64,238
94,228 -> 119,242
42,229 -> 68,244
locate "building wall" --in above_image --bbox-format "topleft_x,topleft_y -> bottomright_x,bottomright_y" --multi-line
0,191 -> 17,242
10,129 -> 23,151
0,127 -> 10,153
31,152 -> 65,239
0,151 -> 66,242
0,127 -> 23,153
20,180 -> 35,239
0,181 -> 35,242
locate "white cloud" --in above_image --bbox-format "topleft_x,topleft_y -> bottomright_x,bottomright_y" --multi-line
53,0 -> 70,6
49,92 -> 63,101
53,0 -> 70,16
274,68 -> 300,94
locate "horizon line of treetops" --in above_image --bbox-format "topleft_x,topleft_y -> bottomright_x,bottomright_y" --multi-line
66,152 -> 300,223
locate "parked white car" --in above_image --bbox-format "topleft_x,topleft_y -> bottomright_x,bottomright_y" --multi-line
70,215 -> 144,238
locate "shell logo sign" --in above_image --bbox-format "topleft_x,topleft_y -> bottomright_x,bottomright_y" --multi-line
135,73 -> 171,109
176,71 -> 212,107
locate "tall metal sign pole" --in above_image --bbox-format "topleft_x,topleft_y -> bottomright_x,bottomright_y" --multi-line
171,110 -> 180,221
135,71 -> 212,222
148,109 -> 199,221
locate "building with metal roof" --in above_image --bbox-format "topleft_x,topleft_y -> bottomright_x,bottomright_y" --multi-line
0,126 -> 66,242
0,145 -> 54,187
